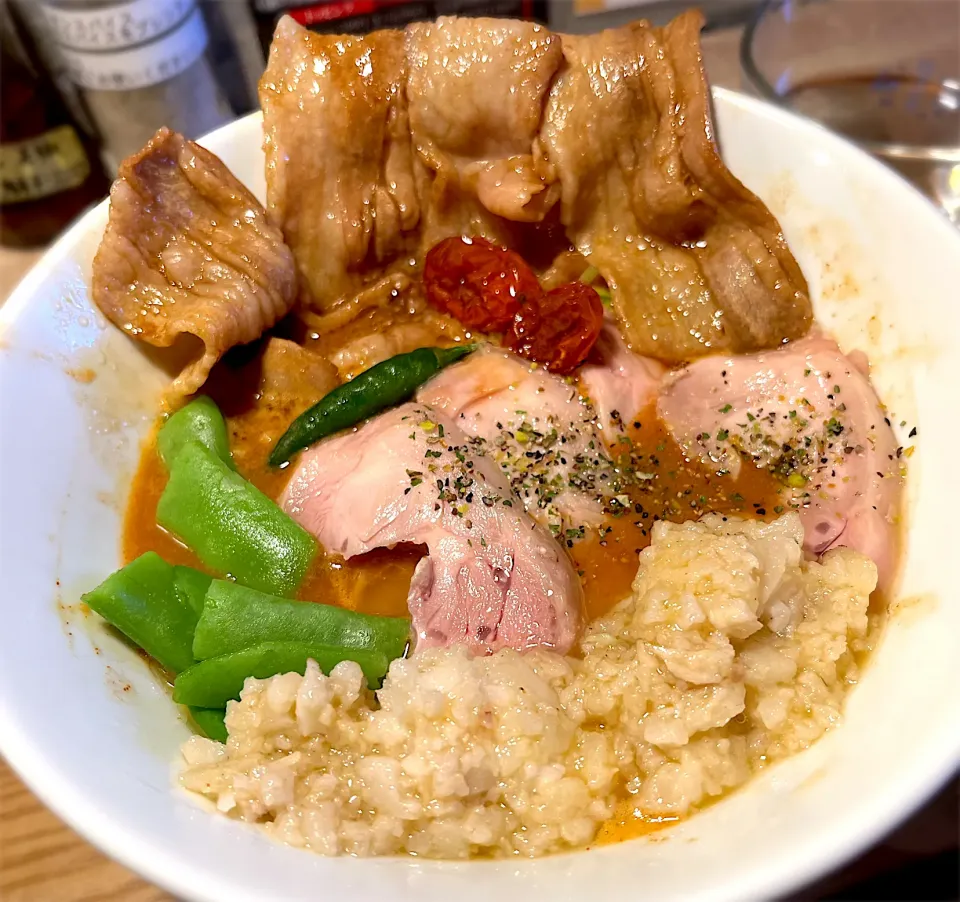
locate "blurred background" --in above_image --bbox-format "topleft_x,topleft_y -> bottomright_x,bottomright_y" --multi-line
1,0 -> 957,253
0,1 -> 957,899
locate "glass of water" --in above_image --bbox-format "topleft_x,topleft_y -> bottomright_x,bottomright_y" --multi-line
741,0 -> 960,224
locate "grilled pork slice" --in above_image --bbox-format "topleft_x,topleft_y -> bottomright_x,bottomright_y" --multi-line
255,12 -> 808,361
538,10 -> 811,362
405,16 -> 562,243
260,18 -> 418,313
657,336 -> 902,588
281,403 -> 582,654
91,128 -> 296,398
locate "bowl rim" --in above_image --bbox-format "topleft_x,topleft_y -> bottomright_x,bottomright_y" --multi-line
1,88 -> 959,902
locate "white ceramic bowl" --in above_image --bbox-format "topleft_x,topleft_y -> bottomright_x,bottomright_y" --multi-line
1,90 -> 959,902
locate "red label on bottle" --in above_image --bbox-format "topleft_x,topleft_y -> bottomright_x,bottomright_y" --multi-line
255,0 -> 544,44
290,1 -> 377,25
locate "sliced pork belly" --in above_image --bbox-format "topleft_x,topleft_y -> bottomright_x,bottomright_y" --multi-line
92,128 -> 296,398
416,346 -> 618,535
281,403 -> 582,654
579,323 -> 666,433
538,11 -> 811,362
657,336 -> 902,587
255,12 -> 808,363
405,17 -> 562,246
259,17 -> 418,313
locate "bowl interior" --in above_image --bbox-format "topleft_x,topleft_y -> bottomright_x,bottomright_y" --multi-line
1,91 -> 959,902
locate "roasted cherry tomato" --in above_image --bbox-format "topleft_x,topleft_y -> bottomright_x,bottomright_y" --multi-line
423,236 -> 542,333
506,281 -> 605,374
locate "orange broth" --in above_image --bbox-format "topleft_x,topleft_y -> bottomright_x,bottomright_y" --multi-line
124,393 -> 784,622
120,336 -> 786,846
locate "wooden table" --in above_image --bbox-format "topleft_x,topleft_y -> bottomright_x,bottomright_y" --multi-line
1,20 -> 955,902
0,763 -> 171,902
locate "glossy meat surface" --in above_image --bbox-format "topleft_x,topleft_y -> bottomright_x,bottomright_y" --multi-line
92,128 -> 296,397
658,336 -> 902,587
538,11 -> 811,362
255,13 -> 809,364
281,403 -> 582,653
406,16 -> 562,241
259,18 -> 418,312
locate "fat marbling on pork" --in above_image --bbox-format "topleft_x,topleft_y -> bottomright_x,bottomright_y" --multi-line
260,11 -> 811,363
92,128 -> 297,397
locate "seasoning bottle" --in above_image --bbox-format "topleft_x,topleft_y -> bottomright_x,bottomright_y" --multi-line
197,0 -> 264,116
37,0 -> 233,173
0,4 -> 110,248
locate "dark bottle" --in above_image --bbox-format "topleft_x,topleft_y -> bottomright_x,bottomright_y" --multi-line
0,5 -> 110,248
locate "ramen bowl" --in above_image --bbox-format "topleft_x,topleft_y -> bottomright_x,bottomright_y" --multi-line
1,91 -> 958,902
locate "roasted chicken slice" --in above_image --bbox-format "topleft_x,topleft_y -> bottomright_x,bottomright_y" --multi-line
657,336 -> 902,588
416,345 -> 612,535
281,403 -> 582,654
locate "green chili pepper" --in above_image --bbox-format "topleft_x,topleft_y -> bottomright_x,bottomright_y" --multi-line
192,580 -> 410,662
157,396 -> 233,469
82,552 -> 198,674
269,344 -> 477,466
157,441 -> 317,597
188,707 -> 228,743
172,642 -> 389,708
173,566 -> 213,617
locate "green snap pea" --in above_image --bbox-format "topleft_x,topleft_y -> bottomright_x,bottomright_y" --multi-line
172,642 -> 389,708
82,552 -> 198,674
156,441 -> 317,597
192,580 -> 410,662
269,344 -> 477,466
84,554 -> 230,739
157,396 -> 233,469
188,707 -> 228,743
173,566 -> 213,617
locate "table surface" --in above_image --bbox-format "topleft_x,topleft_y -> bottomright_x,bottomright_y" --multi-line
0,21 -> 956,902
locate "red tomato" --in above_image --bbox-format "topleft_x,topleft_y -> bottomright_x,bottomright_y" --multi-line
423,236 -> 542,334
506,281 -> 604,374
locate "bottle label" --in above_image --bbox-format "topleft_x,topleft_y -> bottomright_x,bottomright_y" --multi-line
0,125 -> 91,205
252,1 -> 537,32
41,0 -> 209,91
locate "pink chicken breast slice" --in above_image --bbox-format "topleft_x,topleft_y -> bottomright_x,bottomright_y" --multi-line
579,322 -> 667,433
657,336 -> 903,589
281,402 -> 582,654
416,339 -> 667,544
416,345 -> 613,534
